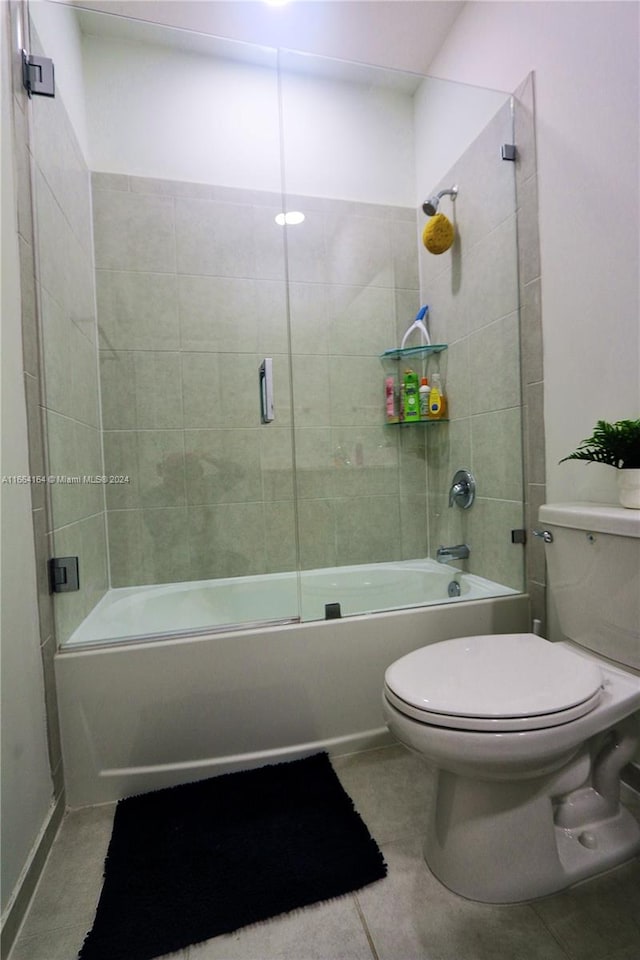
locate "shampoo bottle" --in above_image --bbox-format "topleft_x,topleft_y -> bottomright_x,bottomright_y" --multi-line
419,377 -> 430,419
428,373 -> 443,419
403,369 -> 420,422
385,376 -> 399,423
437,375 -> 448,418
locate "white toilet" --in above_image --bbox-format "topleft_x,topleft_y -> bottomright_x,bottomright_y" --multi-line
383,502 -> 640,903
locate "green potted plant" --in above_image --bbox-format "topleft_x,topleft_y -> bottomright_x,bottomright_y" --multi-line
560,418 -> 640,508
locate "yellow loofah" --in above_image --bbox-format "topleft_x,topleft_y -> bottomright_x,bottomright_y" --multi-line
422,213 -> 455,254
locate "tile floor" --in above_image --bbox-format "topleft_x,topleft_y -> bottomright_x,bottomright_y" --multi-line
9,745 -> 640,960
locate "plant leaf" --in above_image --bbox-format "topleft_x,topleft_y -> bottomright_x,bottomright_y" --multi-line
559,418 -> 640,469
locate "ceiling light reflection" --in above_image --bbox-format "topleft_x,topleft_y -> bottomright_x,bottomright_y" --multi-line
275,211 -> 305,226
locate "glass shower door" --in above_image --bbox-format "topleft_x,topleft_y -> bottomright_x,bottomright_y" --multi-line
28,7 -> 303,645
278,50 -> 525,621
278,51 -> 427,622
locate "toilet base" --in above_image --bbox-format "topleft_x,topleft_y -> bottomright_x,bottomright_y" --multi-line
424,769 -> 640,903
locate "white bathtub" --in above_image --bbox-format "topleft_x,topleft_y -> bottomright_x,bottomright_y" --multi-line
63,560 -> 518,648
55,561 -> 529,807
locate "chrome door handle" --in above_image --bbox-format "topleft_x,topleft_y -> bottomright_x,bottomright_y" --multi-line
259,358 -> 274,423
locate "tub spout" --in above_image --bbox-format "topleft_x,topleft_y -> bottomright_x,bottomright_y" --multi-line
436,544 -> 470,563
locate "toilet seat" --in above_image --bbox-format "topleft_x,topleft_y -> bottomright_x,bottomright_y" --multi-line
384,633 -> 604,732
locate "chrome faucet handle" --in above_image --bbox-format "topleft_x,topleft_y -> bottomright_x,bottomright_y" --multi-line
449,469 -> 476,509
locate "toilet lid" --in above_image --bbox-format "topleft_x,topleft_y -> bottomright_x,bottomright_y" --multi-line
384,633 -> 604,731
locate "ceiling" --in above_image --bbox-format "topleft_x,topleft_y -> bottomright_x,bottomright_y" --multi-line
65,0 -> 466,73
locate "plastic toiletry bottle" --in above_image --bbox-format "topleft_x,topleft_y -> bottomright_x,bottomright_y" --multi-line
428,373 -> 443,419
439,381 -> 448,419
403,370 -> 420,422
419,377 -> 430,419
436,374 -> 448,418
385,376 -> 399,423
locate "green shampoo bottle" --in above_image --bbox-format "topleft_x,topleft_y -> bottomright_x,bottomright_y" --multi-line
403,369 -> 420,422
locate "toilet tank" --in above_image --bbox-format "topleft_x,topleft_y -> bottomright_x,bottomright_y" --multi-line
539,502 -> 640,671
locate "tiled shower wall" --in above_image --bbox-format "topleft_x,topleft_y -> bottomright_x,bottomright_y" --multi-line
419,99 -> 525,592
93,174 -> 422,586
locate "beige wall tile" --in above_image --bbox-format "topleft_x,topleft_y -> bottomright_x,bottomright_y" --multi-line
471,407 -> 524,502
93,190 -> 175,273
329,356 -> 383,428
261,426 -> 295,501
466,497 -> 525,590
264,501 -> 297,574
184,429 -> 262,505
297,499 -> 337,570
100,352 -> 184,430
175,198 -> 255,278
327,284 -> 395,356
284,209 -> 327,283
516,174 -> 541,285
325,209 -> 393,287
293,428 -> 333,500
188,502 -> 265,579
288,282 -> 329,356
179,275 -> 258,354
521,276 -> 543,385
334,495 -> 402,565
467,312 -> 521,414
182,352 -> 264,429
97,270 -> 179,351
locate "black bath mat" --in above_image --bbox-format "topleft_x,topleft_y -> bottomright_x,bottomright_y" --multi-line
79,752 -> 387,960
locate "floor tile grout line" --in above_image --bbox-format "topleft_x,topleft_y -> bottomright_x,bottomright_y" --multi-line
526,904 -> 578,960
353,891 -> 381,960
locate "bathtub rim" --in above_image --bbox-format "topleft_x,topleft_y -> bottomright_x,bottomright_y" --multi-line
59,559 -> 521,652
56,591 -> 526,659
57,591 -> 523,655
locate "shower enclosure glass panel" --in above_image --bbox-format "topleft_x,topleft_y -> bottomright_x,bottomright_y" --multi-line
29,3 -> 525,647
278,51 -> 525,620
29,8 -> 301,645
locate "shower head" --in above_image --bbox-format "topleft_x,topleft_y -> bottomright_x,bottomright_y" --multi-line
422,196 -> 440,216
422,184 -> 458,217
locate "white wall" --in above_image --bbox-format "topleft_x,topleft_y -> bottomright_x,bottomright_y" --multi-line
427,1 -> 639,505
57,0 -> 465,75
413,74 -> 508,206
81,30 -> 416,205
0,4 -> 53,918
29,0 -> 89,159
280,62 -> 415,205
82,33 -> 282,191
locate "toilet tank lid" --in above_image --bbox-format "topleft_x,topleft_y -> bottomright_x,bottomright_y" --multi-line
539,502 -> 640,538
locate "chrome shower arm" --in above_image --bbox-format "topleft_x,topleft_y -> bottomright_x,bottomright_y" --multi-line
422,184 -> 458,216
